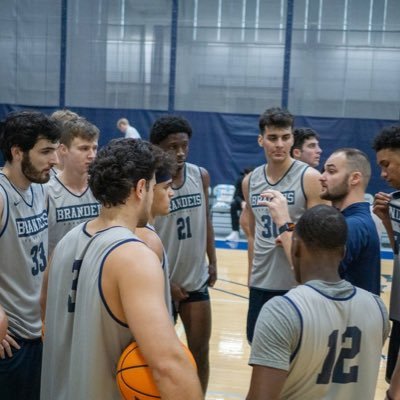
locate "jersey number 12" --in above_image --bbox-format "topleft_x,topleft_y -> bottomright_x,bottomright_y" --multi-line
316,326 -> 361,384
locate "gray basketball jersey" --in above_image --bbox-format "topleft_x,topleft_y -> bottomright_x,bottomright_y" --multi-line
0,174 -> 48,339
67,227 -> 140,400
281,285 -> 386,399
47,175 -> 100,255
145,224 -> 173,319
389,194 -> 400,321
41,222 -> 92,400
249,161 -> 308,290
154,163 -> 208,291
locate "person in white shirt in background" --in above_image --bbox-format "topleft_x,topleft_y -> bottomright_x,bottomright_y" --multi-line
117,118 -> 141,139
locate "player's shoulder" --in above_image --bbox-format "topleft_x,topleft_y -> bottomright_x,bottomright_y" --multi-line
45,175 -> 63,196
53,222 -> 90,252
302,163 -> 321,179
135,226 -> 163,261
104,236 -> 161,280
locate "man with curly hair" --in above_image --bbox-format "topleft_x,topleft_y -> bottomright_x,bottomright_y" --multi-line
41,139 -> 202,400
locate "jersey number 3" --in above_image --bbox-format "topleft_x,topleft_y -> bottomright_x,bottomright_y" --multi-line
317,326 -> 361,384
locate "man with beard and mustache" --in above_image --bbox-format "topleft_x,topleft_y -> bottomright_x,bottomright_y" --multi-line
0,111 -> 60,400
319,148 -> 381,295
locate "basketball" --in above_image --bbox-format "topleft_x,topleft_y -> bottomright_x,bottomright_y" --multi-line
116,341 -> 196,400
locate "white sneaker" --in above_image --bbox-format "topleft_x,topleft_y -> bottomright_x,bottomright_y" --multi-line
225,231 -> 239,241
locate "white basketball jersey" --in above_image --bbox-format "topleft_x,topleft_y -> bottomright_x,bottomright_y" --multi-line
41,222 -> 93,400
281,285 -> 386,399
0,174 -> 48,339
67,227 -> 140,400
389,194 -> 400,321
46,175 -> 100,255
249,161 -> 308,290
145,224 -> 173,319
154,163 -> 208,291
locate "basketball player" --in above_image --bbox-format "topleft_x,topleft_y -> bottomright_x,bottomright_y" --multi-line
372,125 -> 400,386
0,111 -> 60,400
290,127 -> 322,168
136,150 -> 176,318
242,107 -> 325,343
319,148 -> 381,295
46,116 -> 99,255
41,139 -> 202,400
151,115 -> 217,393
247,205 -> 389,400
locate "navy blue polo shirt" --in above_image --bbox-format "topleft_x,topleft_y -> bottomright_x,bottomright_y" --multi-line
339,202 -> 381,295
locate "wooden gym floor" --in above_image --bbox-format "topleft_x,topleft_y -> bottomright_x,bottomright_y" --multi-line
176,248 -> 393,400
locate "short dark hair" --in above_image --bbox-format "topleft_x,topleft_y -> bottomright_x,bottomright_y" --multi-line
88,139 -> 159,207
372,125 -> 400,152
153,145 -> 178,180
290,127 -> 319,156
0,111 -> 60,162
149,115 -> 192,145
295,205 -> 347,251
332,148 -> 371,187
259,107 -> 294,134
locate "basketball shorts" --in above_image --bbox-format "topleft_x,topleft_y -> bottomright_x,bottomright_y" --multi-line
172,280 -> 210,322
247,287 -> 287,344
0,336 -> 42,400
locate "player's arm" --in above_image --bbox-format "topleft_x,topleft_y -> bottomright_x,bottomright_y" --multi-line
242,173 -> 255,286
373,192 -> 395,251
40,255 -> 52,321
105,243 -> 203,400
200,167 -> 217,287
303,167 -> 328,208
0,305 -> 8,342
0,187 -> 4,230
240,203 -> 254,282
246,297 -> 299,400
387,354 -> 400,400
246,366 -> 287,400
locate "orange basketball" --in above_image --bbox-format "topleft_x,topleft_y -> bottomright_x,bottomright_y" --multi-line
116,341 -> 196,400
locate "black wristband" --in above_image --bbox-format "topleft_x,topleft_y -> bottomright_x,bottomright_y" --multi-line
278,222 -> 295,235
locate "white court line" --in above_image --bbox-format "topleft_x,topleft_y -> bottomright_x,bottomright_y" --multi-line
206,390 -> 245,400
212,297 -> 247,305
